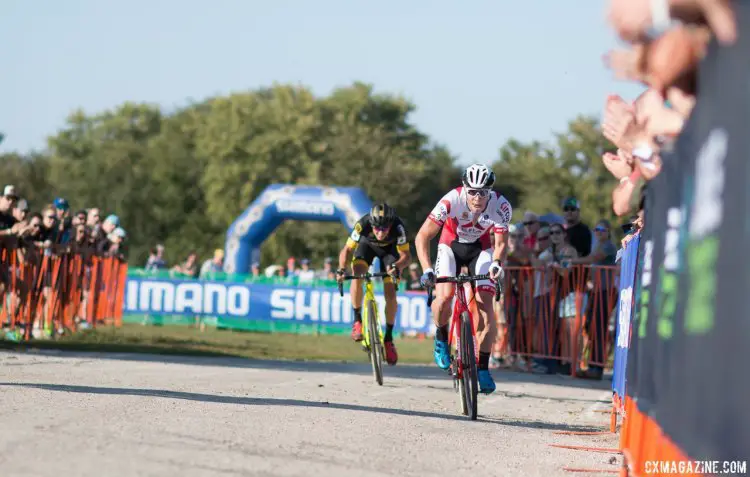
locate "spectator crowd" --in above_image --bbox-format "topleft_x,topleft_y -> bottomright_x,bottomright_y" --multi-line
0,185 -> 128,259
0,185 -> 129,337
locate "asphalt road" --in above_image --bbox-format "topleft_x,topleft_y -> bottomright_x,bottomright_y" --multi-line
0,350 -> 621,476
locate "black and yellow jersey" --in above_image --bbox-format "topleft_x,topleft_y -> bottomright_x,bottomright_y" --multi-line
345,214 -> 409,253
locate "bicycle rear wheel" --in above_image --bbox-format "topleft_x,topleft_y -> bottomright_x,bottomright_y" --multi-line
367,299 -> 384,386
460,311 -> 478,420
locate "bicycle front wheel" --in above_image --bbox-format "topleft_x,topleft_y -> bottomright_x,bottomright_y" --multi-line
367,299 -> 384,386
460,311 -> 478,420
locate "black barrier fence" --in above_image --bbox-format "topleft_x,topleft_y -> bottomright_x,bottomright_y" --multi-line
620,12 -> 750,475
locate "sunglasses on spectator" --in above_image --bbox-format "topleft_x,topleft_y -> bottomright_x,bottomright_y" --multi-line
595,227 -> 608,232
550,230 -> 564,235
523,221 -> 537,226
563,207 -> 578,212
44,215 -> 55,220
466,188 -> 490,197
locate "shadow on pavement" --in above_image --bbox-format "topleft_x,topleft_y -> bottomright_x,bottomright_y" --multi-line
0,348 -> 611,392
0,381 -> 606,433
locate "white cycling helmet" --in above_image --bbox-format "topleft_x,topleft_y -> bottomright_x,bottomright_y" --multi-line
462,163 -> 495,189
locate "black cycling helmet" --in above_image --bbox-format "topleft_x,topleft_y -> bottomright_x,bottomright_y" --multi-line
369,202 -> 396,228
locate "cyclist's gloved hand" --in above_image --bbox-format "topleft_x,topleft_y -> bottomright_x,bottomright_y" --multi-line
386,264 -> 400,281
420,268 -> 436,288
335,268 -> 346,284
489,260 -> 503,280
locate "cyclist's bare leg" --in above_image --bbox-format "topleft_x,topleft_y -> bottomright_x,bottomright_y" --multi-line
349,260 -> 369,341
383,280 -> 399,364
349,260 -> 369,309
431,282 -> 454,330
475,290 -> 499,354
383,281 -> 397,327
430,282 -> 454,369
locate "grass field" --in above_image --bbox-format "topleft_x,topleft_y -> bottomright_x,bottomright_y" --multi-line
0,324 -> 435,364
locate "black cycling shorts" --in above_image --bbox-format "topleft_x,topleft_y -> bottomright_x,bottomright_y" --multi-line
352,240 -> 399,282
435,240 -> 494,293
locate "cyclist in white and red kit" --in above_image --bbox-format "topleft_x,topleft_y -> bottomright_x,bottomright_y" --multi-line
414,163 -> 512,394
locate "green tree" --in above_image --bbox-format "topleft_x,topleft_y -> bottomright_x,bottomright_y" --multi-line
0,152 -> 51,209
493,115 -> 620,231
11,83 -> 622,271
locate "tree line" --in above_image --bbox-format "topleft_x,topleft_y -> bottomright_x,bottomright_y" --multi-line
0,82 -> 624,268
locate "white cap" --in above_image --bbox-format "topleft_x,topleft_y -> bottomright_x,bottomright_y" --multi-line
3,185 -> 17,197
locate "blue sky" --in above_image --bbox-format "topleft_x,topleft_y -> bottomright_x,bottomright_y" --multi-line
1,0 -> 642,164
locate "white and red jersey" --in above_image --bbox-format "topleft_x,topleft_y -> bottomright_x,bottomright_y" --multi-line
428,187 -> 512,248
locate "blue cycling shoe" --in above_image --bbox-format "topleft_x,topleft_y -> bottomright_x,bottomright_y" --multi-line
433,339 -> 451,370
478,369 -> 496,394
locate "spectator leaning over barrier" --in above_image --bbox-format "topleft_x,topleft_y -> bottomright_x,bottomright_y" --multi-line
94,215 -> 118,253
171,251 -> 198,278
54,198 -> 72,244
12,199 -> 29,226
145,244 -> 167,271
569,219 -> 618,380
529,223 -> 579,374
107,227 -> 127,260
562,197 -> 592,257
522,211 -> 541,251
86,208 -> 100,228
501,223 -> 534,369
73,210 -> 87,227
0,185 -> 19,235
72,223 -> 88,248
316,257 -> 333,280
21,213 -> 42,244
406,263 -> 422,290
251,262 -> 261,277
286,257 -> 298,277
491,224 -> 528,369
16,213 -> 41,252
534,226 -> 551,257
40,205 -> 59,246
298,258 -> 315,285
199,249 -> 224,279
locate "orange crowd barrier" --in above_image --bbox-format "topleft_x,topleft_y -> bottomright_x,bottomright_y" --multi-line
495,264 -> 619,376
0,237 -> 127,340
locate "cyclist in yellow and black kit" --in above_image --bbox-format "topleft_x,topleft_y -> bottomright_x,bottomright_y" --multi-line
336,203 -> 411,365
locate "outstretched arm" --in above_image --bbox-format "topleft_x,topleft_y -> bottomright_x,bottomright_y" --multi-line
338,242 -> 354,272
415,219 -> 440,272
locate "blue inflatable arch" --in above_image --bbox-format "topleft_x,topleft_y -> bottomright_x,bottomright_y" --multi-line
223,184 -> 373,274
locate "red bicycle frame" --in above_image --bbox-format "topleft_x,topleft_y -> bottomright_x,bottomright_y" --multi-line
447,282 -> 480,378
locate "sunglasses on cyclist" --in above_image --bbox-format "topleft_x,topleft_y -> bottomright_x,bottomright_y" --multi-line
466,188 -> 490,197
373,225 -> 391,232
